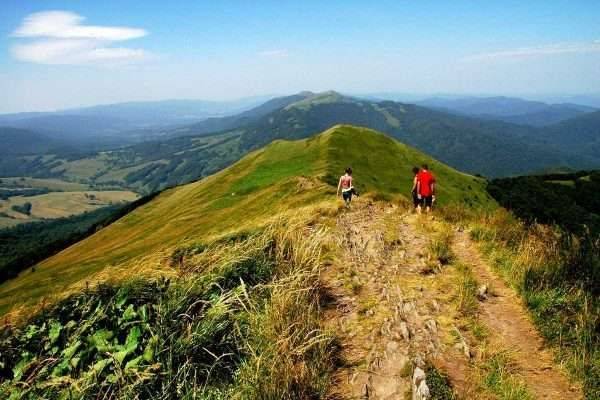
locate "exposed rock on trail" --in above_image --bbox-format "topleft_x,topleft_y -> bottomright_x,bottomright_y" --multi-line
323,201 -> 583,399
323,202 -> 456,399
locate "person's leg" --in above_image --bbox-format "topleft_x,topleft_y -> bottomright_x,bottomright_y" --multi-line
343,191 -> 351,207
425,197 -> 433,213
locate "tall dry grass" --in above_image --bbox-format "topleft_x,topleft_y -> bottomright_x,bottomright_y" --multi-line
465,207 -> 599,399
0,216 -> 337,399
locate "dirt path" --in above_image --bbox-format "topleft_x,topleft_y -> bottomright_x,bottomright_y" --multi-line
452,231 -> 582,399
323,200 -> 582,399
323,202 -> 465,399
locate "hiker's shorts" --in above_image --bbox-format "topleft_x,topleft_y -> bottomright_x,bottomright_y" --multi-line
342,190 -> 353,202
422,196 -> 433,208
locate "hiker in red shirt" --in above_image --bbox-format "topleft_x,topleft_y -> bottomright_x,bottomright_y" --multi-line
416,164 -> 436,214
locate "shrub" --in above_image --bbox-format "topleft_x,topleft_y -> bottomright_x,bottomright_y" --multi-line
11,202 -> 32,215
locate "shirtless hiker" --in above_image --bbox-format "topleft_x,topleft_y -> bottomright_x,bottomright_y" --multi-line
337,167 -> 354,207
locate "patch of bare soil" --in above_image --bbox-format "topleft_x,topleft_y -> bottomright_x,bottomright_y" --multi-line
452,231 -> 583,399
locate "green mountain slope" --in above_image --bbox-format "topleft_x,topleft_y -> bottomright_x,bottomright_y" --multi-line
168,92 -> 313,137
0,125 -> 494,315
238,92 -> 581,177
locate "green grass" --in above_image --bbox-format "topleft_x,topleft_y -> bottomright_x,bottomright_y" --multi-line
0,125 -> 492,317
427,227 -> 455,266
454,262 -> 479,317
425,363 -> 457,399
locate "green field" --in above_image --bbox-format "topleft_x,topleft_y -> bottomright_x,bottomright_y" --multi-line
0,191 -> 139,228
0,177 -> 89,191
0,125 -> 495,316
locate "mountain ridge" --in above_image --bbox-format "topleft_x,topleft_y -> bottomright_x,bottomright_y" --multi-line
0,125 -> 493,315
417,95 -> 597,126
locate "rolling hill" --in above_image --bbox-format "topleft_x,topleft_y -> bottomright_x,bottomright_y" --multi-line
493,104 -> 596,127
2,127 -> 596,399
166,92 -> 313,137
0,125 -> 494,315
0,127 -> 65,155
234,92 -> 588,176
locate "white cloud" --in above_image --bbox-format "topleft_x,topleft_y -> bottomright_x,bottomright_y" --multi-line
463,40 -> 600,62
258,49 -> 289,58
10,11 -> 149,65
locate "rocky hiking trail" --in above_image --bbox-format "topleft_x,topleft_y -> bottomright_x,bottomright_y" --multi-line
322,201 -> 582,400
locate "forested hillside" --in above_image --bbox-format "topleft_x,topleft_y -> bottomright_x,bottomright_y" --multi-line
487,170 -> 600,236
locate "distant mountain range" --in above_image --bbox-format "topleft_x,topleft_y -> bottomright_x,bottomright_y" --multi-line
416,96 -> 597,127
2,91 -> 599,192
0,97 -> 271,145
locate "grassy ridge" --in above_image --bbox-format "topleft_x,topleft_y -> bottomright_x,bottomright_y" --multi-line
0,125 -> 493,317
324,125 -> 493,207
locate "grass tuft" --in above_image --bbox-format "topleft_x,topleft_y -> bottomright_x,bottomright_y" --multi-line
427,226 -> 454,266
480,349 -> 534,400
425,363 -> 457,400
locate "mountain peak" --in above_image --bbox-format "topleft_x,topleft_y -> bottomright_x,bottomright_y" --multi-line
285,90 -> 353,110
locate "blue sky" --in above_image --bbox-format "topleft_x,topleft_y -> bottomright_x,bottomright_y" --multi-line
1,0 -> 600,112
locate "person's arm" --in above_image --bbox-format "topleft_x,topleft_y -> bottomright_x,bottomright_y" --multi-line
416,179 -> 422,198
337,177 -> 342,197
412,176 -> 417,191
